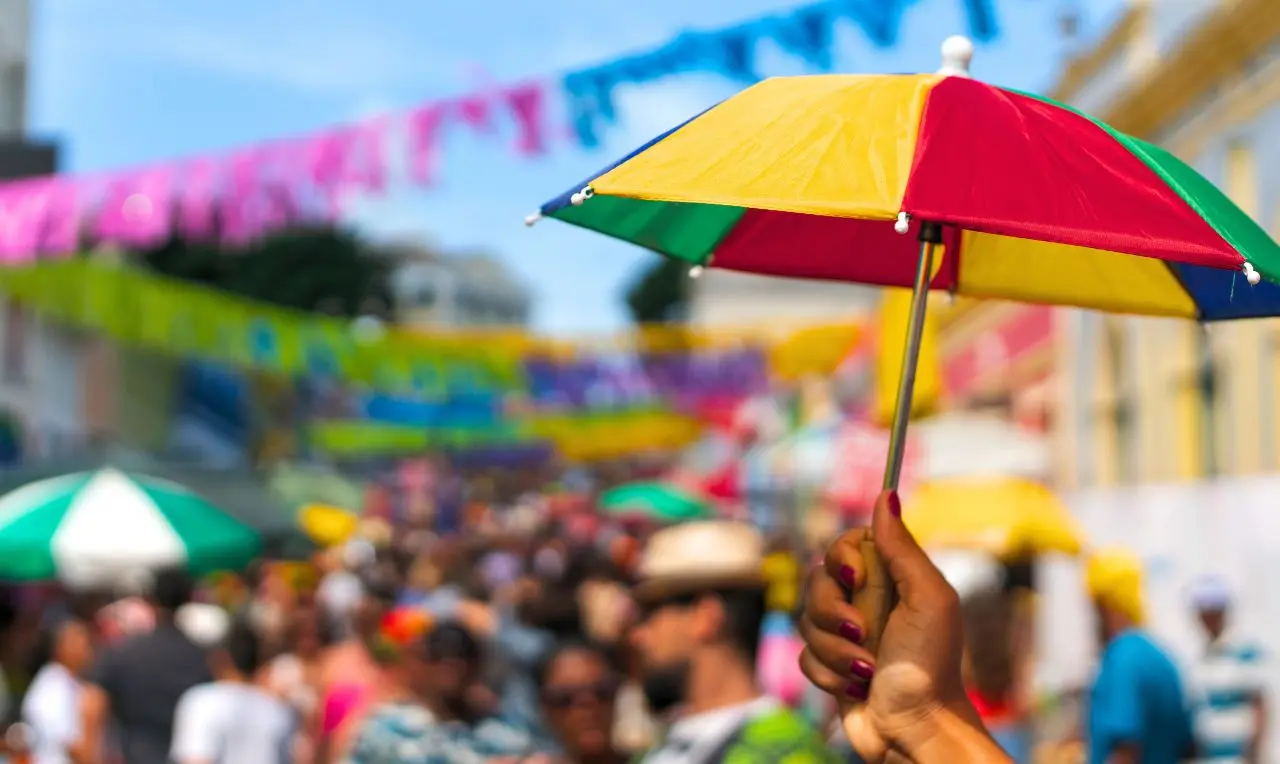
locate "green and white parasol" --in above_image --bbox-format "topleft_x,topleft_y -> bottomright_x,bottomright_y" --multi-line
0,468 -> 262,585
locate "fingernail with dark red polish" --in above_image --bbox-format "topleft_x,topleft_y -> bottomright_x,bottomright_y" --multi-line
838,565 -> 856,589
844,681 -> 869,700
838,621 -> 863,643
850,660 -> 875,680
888,490 -> 901,518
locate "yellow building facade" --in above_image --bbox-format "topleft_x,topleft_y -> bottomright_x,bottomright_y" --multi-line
1046,0 -> 1280,488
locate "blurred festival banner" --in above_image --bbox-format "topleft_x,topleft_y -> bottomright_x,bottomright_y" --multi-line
0,2 -> 1001,262
0,260 -> 523,396
0,259 -> 865,460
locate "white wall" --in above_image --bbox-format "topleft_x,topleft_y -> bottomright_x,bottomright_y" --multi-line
688,270 -> 876,328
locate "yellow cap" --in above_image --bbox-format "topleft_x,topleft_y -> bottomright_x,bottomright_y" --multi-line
1085,548 -> 1146,625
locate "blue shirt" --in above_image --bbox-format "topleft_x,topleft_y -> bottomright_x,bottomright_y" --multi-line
1089,630 -> 1194,764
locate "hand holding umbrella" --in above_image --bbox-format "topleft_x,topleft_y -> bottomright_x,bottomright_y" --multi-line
799,490 -> 1010,763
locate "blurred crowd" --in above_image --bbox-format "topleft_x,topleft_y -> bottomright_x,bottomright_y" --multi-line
0,469 -> 1267,764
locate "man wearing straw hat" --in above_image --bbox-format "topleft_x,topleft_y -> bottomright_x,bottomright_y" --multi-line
628,520 -> 832,763
1084,549 -> 1195,764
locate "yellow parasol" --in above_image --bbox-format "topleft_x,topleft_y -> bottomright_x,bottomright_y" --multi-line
906,478 -> 1084,561
298,503 -> 359,548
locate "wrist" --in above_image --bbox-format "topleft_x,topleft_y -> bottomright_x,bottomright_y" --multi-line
905,702 -> 1012,764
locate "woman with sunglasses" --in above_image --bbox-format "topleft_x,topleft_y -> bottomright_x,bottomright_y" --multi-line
535,640 -> 626,764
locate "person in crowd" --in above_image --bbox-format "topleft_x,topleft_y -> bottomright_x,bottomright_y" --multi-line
1188,575 -> 1268,763
0,594 -> 17,726
170,618 -> 297,764
317,542 -> 374,643
628,519 -> 834,763
536,639 -> 626,764
317,575 -> 397,763
798,489 -> 1016,763
21,617 -> 94,764
960,590 -> 1029,764
264,603 -> 328,721
81,566 -> 213,764
1081,549 -> 1194,764
930,551 -> 1030,764
344,621 -> 541,764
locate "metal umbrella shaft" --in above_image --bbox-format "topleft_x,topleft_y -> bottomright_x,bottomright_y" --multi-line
855,219 -> 942,657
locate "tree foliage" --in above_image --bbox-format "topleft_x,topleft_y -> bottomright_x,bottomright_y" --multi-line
624,257 -> 690,324
135,224 -> 394,319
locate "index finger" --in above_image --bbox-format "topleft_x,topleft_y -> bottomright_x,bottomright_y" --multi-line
823,527 -> 870,596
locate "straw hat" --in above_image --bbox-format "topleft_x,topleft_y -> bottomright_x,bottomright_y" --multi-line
633,520 -> 766,603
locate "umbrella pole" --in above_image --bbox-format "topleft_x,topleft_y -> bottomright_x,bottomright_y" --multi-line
882,221 -> 942,491
856,219 -> 942,656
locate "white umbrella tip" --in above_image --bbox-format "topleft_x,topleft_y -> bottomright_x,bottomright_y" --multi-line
939,35 -> 974,77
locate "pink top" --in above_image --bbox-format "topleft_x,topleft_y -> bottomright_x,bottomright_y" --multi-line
321,683 -> 371,735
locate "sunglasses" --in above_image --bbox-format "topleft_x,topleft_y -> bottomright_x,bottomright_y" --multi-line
541,679 -> 618,709
635,593 -> 701,623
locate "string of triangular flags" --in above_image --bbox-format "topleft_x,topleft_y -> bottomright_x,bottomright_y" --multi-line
0,0 -> 999,263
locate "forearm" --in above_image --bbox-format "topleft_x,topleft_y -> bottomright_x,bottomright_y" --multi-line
1248,694 -> 1267,762
905,706 -> 1014,764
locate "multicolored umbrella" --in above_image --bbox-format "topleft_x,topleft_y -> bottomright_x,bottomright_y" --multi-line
598,482 -> 713,523
530,38 -> 1280,654
0,468 -> 261,584
534,70 -> 1280,316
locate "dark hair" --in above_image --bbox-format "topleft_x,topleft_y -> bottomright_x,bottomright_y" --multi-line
151,567 -> 195,612
27,617 -> 86,680
360,574 -> 398,606
961,590 -> 1014,702
243,559 -> 266,590
518,585 -> 582,639
533,637 -> 619,688
712,588 -> 767,665
0,591 -> 16,635
424,622 -> 481,664
222,618 -> 263,677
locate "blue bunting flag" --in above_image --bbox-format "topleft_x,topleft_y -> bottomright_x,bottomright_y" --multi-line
562,0 -> 1001,148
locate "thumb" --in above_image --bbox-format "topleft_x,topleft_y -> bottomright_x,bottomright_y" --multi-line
870,489 -> 938,598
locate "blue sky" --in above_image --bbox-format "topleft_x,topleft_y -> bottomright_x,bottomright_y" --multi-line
29,0 -> 1120,335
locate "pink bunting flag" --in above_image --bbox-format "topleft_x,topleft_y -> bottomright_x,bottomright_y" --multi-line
456,92 -> 494,133
257,142 -> 306,233
306,120 -> 388,216
96,167 -> 174,248
220,148 -> 273,246
503,81 -> 548,157
0,179 -> 54,263
176,157 -> 221,241
405,103 -> 449,187
40,178 -> 82,256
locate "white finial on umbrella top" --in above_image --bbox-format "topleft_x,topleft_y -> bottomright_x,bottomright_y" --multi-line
938,35 -> 974,77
